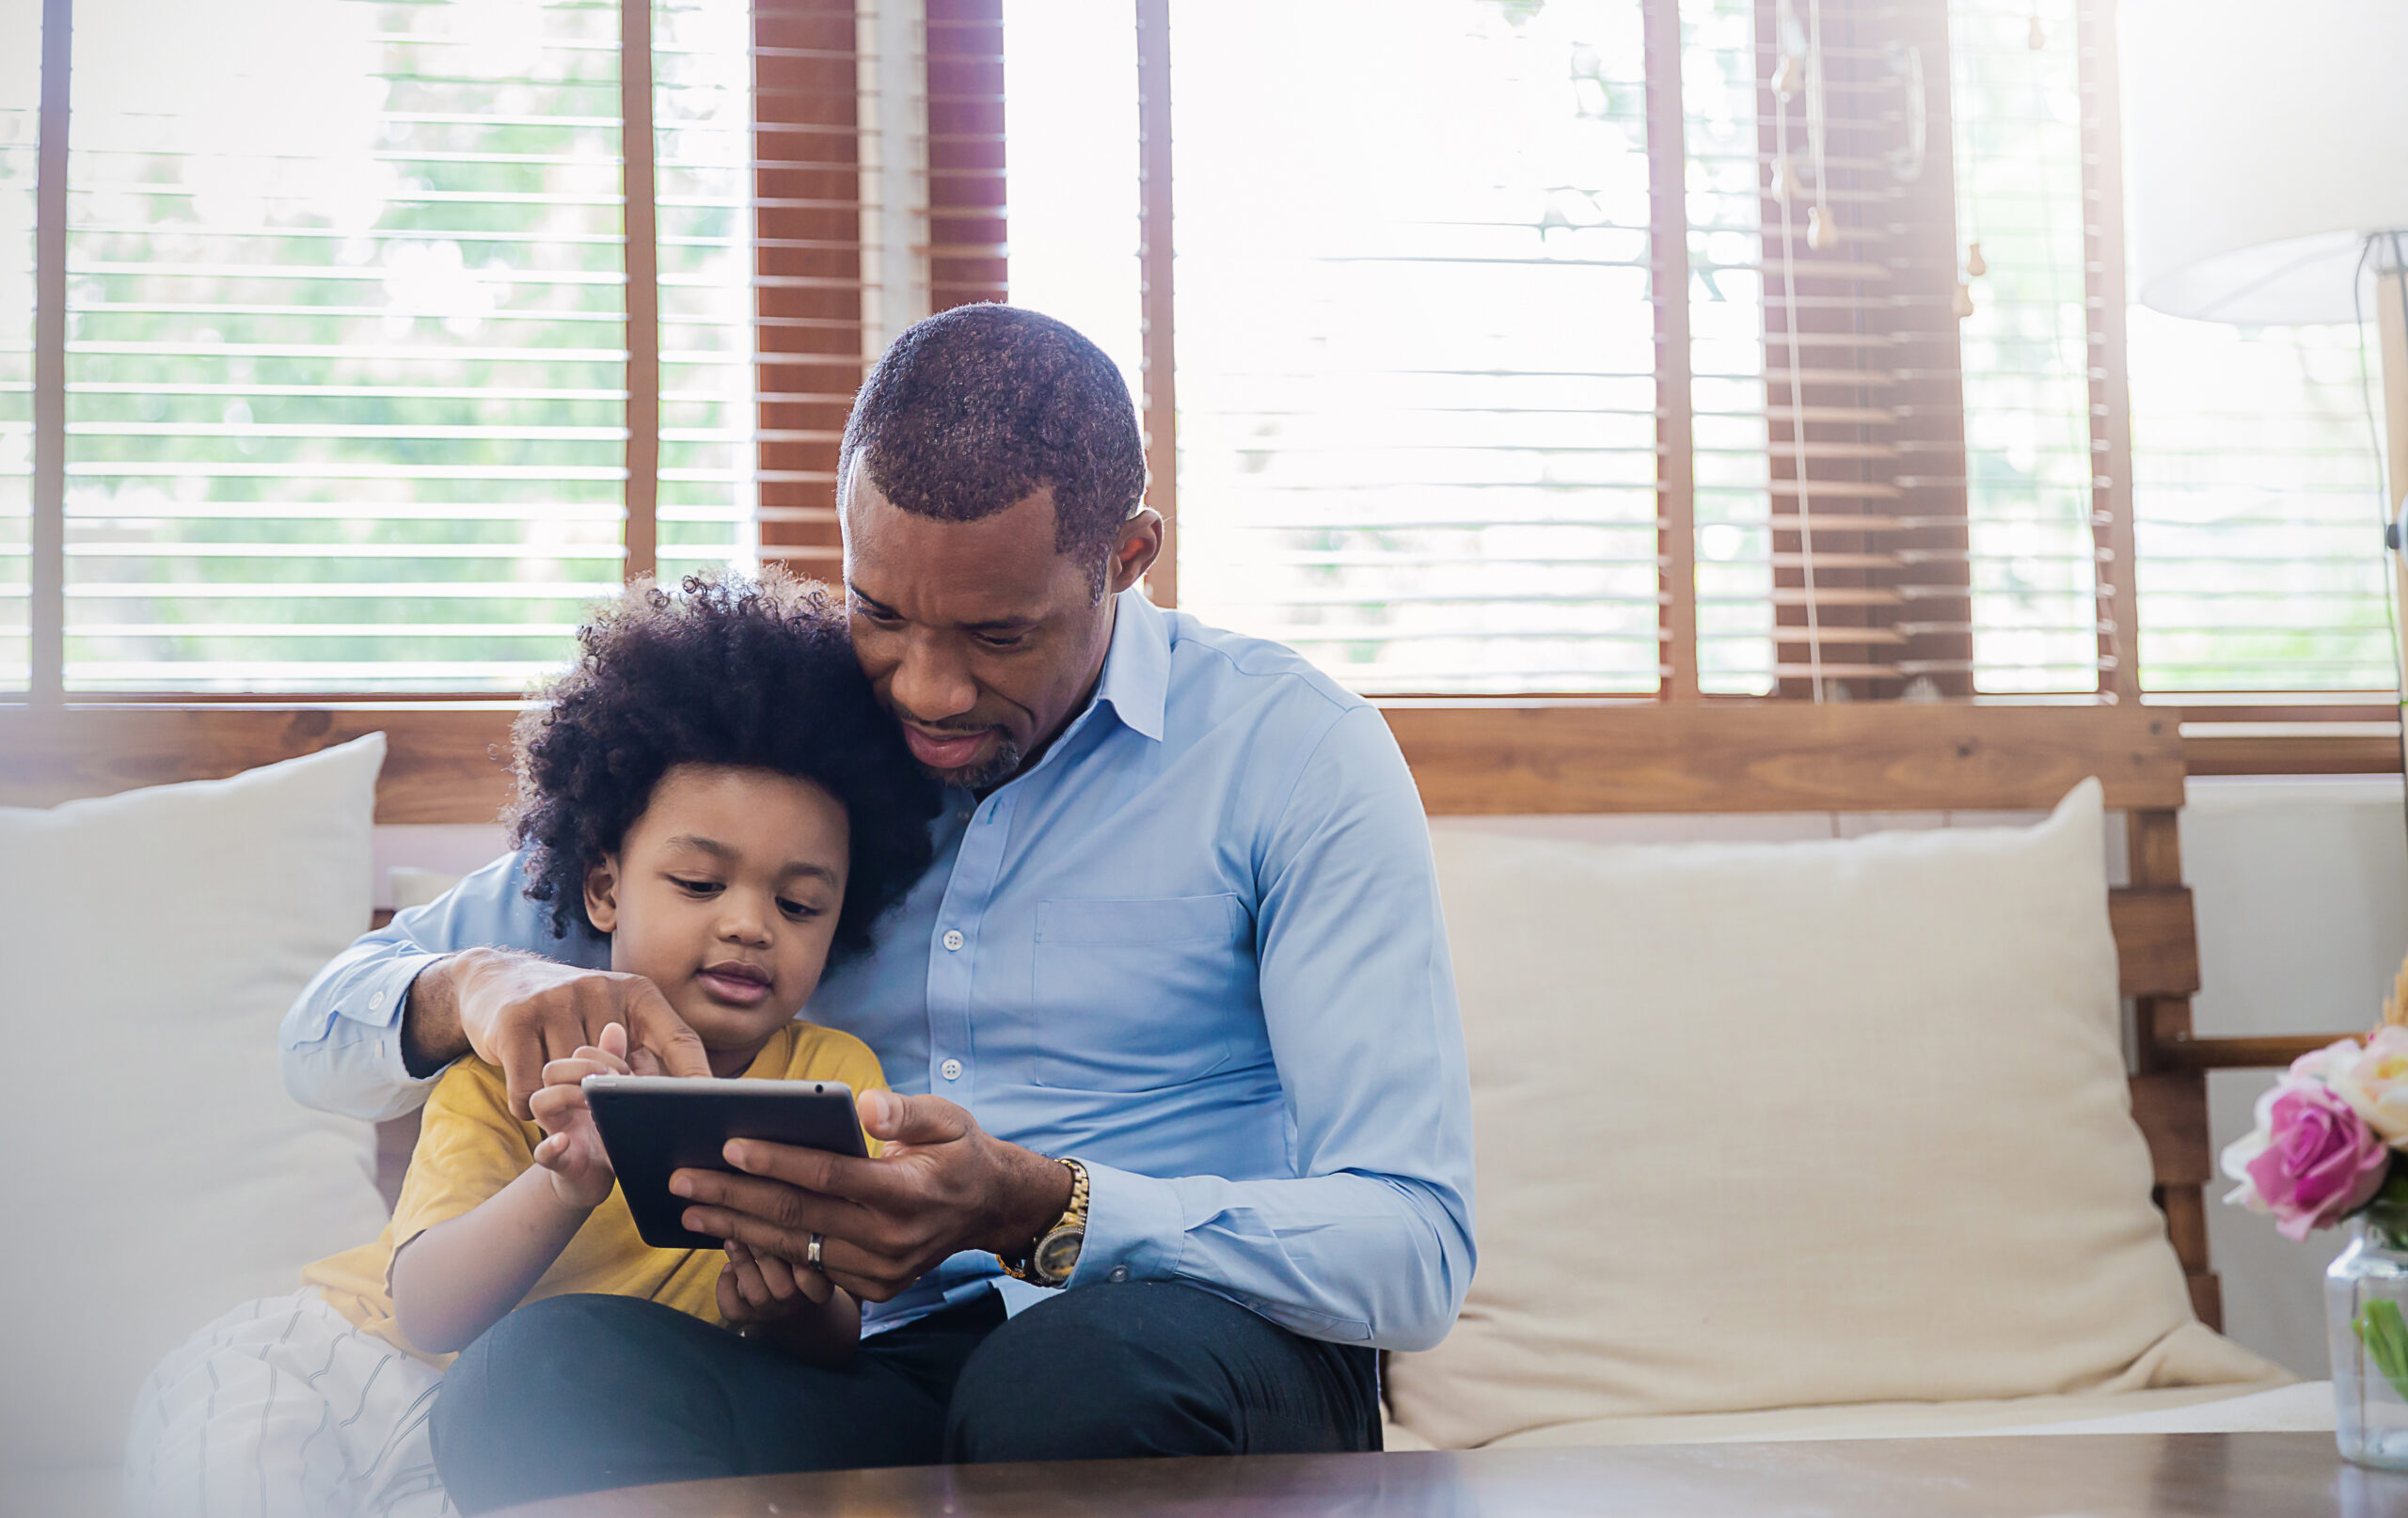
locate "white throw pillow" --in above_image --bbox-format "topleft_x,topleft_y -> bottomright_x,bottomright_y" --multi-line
1386,780 -> 2208,1448
0,735 -> 393,1479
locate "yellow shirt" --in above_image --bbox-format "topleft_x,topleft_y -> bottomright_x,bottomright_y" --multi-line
303,1021 -> 886,1366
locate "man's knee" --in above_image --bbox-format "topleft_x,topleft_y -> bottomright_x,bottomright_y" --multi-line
945,1283 -> 1239,1463
945,1282 -> 1377,1463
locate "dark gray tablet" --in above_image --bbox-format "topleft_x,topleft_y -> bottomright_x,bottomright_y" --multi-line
582,1075 -> 868,1251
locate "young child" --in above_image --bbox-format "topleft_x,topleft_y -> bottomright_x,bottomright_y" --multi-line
125,575 -> 938,1518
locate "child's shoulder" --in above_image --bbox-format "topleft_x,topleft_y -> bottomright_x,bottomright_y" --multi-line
773,1020 -> 886,1092
422,1054 -> 522,1125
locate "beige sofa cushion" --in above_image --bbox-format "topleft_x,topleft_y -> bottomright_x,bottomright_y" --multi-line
1387,781 -> 2262,1449
0,736 -> 394,1486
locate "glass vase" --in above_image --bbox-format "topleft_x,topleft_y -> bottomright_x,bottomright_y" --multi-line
2328,1213 -> 2408,1469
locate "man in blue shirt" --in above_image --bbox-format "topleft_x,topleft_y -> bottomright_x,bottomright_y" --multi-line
282,306 -> 1475,1509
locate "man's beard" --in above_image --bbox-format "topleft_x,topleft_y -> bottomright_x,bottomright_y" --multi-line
918,733 -> 1023,792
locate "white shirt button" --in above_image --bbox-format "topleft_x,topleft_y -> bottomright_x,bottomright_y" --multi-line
941,1057 -> 963,1082
943,928 -> 965,952
368,991 -> 386,1010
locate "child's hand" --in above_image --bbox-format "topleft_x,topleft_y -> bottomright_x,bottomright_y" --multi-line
527,1021 -> 633,1210
718,1238 -> 833,1328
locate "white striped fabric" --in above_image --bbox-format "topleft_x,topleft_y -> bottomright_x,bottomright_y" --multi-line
125,1290 -> 453,1518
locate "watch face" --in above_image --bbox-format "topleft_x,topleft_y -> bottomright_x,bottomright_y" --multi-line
1034,1225 -> 1085,1283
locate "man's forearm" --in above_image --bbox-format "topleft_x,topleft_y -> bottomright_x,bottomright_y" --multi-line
282,850 -> 564,1118
1076,1163 -> 1474,1352
398,953 -> 470,1078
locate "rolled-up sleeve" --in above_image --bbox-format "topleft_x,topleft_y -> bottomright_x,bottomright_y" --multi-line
1070,703 -> 1478,1352
280,851 -> 593,1122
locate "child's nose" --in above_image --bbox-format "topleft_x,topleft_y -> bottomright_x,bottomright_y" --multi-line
718,897 -> 771,944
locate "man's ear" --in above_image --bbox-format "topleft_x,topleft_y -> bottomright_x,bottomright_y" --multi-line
583,855 -> 622,935
1107,506 -> 1164,595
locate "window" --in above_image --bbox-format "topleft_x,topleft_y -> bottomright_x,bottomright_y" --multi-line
1002,0 -> 2393,717
11,0 -> 1005,696
1946,0 -> 2101,694
1,0 -> 35,688
2129,313 -> 2390,694
64,0 -> 657,692
14,0 -> 2393,720
1168,0 -> 1661,696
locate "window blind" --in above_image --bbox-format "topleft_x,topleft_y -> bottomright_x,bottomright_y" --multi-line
1946,0 -> 2392,698
1,3 -> 32,689
751,0 -> 1007,579
59,0 -> 649,691
1947,0 -> 2108,694
1685,0 -> 1984,700
2129,313 -> 2392,693
655,0 -> 759,586
1129,0 -> 2009,699
22,0 -> 999,693
1168,0 -> 1666,696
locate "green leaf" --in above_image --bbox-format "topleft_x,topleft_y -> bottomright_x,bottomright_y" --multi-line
2354,1298 -> 2408,1403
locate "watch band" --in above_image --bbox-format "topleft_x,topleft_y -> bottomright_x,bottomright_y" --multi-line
996,1157 -> 1088,1285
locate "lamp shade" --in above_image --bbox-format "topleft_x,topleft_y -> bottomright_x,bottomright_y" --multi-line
2121,0 -> 2408,324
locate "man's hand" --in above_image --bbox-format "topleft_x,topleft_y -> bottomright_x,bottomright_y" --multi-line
408,947 -> 711,1118
669,1090 -> 1076,1303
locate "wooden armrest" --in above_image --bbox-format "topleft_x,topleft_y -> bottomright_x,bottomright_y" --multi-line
2153,1034 -> 2360,1071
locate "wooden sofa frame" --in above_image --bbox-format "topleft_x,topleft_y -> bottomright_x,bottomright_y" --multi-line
1,699 -> 2337,1331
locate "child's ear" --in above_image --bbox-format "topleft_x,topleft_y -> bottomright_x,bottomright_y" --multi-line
583,855 -> 622,935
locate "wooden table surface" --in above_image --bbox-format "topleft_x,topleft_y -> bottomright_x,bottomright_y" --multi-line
496,1432 -> 2408,1517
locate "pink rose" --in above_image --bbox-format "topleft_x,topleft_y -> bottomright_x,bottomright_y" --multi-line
2241,1083 -> 2391,1240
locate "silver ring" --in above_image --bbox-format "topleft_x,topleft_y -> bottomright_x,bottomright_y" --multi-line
805,1231 -> 824,1270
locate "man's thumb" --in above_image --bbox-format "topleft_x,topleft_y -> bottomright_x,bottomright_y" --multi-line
860,1089 -> 965,1146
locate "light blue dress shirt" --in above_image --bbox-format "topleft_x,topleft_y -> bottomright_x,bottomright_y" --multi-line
280,592 -> 1476,1352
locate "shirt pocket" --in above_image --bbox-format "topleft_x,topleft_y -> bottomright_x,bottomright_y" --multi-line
1034,893 -> 1247,1092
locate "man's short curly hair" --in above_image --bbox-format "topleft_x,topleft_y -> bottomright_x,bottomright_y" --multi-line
839,304 -> 1147,594
506,573 -> 939,962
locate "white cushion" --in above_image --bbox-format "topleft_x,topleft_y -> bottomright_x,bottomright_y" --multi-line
0,735 -> 393,1480
1386,780 -> 2246,1449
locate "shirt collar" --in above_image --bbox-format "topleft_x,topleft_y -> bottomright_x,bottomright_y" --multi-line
1090,588 -> 1169,743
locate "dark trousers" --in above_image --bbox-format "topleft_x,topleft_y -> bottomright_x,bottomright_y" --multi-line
429,1282 -> 1382,1513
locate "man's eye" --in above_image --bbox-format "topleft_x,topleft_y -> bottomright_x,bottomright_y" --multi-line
974,632 -> 1026,651
854,604 -> 900,625
671,878 -> 721,896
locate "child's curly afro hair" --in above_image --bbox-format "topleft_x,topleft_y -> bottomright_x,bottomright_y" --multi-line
507,572 -> 940,962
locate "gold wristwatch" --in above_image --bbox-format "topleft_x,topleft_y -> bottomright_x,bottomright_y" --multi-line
997,1157 -> 1088,1289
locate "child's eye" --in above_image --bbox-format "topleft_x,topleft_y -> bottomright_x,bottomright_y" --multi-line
671,877 -> 722,897
777,897 -> 822,921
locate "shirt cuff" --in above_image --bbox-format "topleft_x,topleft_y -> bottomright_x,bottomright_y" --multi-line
339,950 -> 446,1031
309,953 -> 454,1103
1069,1158 -> 1185,1288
